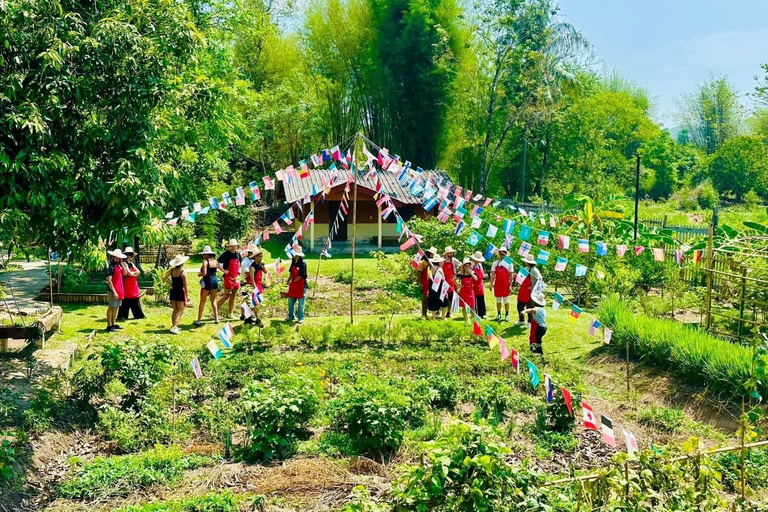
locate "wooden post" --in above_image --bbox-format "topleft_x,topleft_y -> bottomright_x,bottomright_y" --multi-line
57,258 -> 63,294
626,335 -> 631,395
47,247 -> 53,308
740,399 -> 746,502
311,254 -> 322,299
350,136 -> 360,325
705,224 -> 714,330
377,204 -> 382,249
310,201 -> 316,252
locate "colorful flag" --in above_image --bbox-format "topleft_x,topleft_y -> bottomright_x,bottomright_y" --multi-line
483,197 -> 493,207
575,264 -> 587,277
635,246 -> 645,256
550,216 -> 556,228
502,219 -> 516,235
235,195 -> 245,206
209,197 -> 220,210
471,216 -> 482,229
193,202 -> 202,213
694,250 -> 702,264
527,361 -> 540,389
486,224 -> 498,238
675,248 -> 683,265
439,280 -> 449,301
518,242 -> 532,257
251,290 -> 264,306
553,292 -> 563,310
539,216 -> 546,226
519,225 -> 532,241
473,321 -> 482,336
596,242 -> 608,256
616,244 -> 627,258
545,374 -> 554,403
218,322 -> 235,349
468,231 -> 481,246
537,231 -> 550,245
207,340 -> 222,359
578,239 -> 589,253
241,303 -> 254,319
487,329 -> 500,350
601,414 -> 616,447
501,255 -> 514,270
604,327 -> 613,344
424,197 -> 437,211
510,347 -> 520,373
561,387 -> 573,416
166,218 -> 178,226
536,250 -> 550,266
653,247 -> 664,262
272,221 -> 283,235
516,267 -> 529,285
570,304 -> 582,322
558,235 -> 570,250
582,401 -> 598,431
624,429 -> 639,454
331,145 -> 341,161
499,336 -> 510,361
451,292 -> 460,313
190,358 -> 203,379
555,257 -> 568,272
455,221 -> 465,236
588,319 -> 601,336
484,244 -> 497,260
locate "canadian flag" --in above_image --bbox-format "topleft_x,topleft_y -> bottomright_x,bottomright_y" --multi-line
623,429 -> 639,454
581,401 -> 598,431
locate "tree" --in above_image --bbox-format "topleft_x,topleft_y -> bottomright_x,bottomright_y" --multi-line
708,136 -> 768,201
677,76 -> 742,154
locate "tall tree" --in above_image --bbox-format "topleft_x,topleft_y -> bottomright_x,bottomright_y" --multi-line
676,76 -> 742,154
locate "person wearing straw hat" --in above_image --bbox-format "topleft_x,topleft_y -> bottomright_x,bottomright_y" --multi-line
470,251 -> 487,319
522,292 -> 547,355
104,248 -> 128,332
285,248 -> 307,323
164,254 -> 190,334
515,255 -> 541,327
441,247 -> 461,319
427,253 -> 446,320
216,239 -> 243,320
455,258 -> 478,323
195,246 -> 219,326
490,247 -> 512,322
246,246 -> 269,328
117,247 -> 145,321
417,246 -> 437,320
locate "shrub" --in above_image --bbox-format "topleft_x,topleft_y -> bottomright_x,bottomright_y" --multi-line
240,373 -> 322,461
744,189 -> 761,209
635,406 -> 686,432
328,375 -> 424,455
468,376 -> 536,425
0,429 -> 23,485
57,446 -> 214,499
413,373 -> 458,410
717,447 -> 768,492
697,180 -> 719,208
22,376 -> 70,434
0,386 -> 21,427
599,295 -> 766,402
337,486 -> 391,512
117,491 -> 238,512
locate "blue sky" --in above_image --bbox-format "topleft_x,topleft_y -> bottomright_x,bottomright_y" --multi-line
557,0 -> 768,126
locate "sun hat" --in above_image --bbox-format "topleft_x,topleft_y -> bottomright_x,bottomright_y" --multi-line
123,246 -> 135,255
107,249 -> 127,259
252,247 -> 264,257
443,246 -> 456,255
462,258 -> 472,266
200,245 -> 216,255
470,251 -> 485,263
498,247 -> 508,254
228,238 -> 239,247
521,255 -> 537,266
430,255 -> 445,264
168,254 -> 190,268
427,246 -> 439,256
293,248 -> 305,258
247,244 -> 258,254
531,293 -> 546,307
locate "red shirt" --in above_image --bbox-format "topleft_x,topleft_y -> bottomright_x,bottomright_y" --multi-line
458,274 -> 475,308
287,261 -> 306,299
518,275 -> 532,302
419,262 -> 430,295
492,262 -> 511,297
110,263 -> 124,300
472,265 -> 485,296
443,258 -> 458,291
123,262 -> 140,299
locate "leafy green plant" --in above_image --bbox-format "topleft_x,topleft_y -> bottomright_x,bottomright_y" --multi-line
337,485 -> 391,512
116,491 -> 239,512
0,386 -> 20,427
327,374 -> 424,455
0,430 -> 20,485
413,373 -> 458,410
469,376 -> 536,425
151,266 -> 171,304
240,373 -> 322,461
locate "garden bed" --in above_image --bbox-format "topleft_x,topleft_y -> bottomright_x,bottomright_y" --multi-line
42,289 -> 148,305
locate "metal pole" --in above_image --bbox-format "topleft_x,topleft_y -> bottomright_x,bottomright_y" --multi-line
311,255 -> 322,299
520,135 -> 528,202
47,248 -> 53,307
633,154 -> 641,240
626,336 -> 631,395
705,224 -> 714,331
350,135 -> 360,324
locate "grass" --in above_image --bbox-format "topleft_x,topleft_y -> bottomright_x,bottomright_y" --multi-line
623,198 -> 768,230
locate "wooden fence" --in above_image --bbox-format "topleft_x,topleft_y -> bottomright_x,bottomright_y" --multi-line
641,217 -> 708,243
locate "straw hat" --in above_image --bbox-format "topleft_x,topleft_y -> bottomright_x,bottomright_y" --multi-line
107,249 -> 127,259
531,293 -> 546,307
293,248 -> 305,258
443,246 -> 456,255
168,254 -> 190,268
228,238 -> 239,247
521,255 -> 537,266
427,246 -> 439,257
470,251 -> 485,263
246,244 -> 258,254
430,255 -> 445,264
123,246 -> 135,255
252,247 -> 264,257
498,247 -> 508,254
462,258 -> 472,266
200,245 -> 216,255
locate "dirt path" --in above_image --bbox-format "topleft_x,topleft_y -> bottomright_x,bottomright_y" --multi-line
0,260 -> 52,319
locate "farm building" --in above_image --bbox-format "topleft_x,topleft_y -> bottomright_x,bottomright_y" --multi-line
277,168 -> 453,252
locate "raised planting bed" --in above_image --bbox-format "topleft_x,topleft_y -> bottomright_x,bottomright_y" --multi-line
0,306 -> 62,351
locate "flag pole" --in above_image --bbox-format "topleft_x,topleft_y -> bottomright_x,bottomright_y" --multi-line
350,134 -> 362,324
311,254 -> 323,299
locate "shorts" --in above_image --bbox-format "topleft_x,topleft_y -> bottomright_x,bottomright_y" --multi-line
109,292 -> 123,308
495,296 -> 510,304
201,277 -> 219,291
220,286 -> 238,296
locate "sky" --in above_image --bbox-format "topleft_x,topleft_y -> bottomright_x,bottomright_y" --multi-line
557,0 -> 768,127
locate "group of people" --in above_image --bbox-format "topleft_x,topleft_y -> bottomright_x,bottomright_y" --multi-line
416,245 -> 547,353
104,239 -> 310,333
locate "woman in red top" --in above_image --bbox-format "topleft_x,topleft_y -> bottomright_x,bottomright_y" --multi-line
441,246 -> 460,319
216,239 -> 242,320
248,247 -> 269,327
417,246 -> 437,320
285,249 -> 307,323
490,248 -> 512,322
516,256 -> 537,327
455,258 -> 478,323
470,251 -> 486,319
104,249 -> 128,332
117,247 -> 145,321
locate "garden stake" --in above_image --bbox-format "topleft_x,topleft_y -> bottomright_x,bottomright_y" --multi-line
575,480 -> 582,512
740,399 -> 746,502
47,247 -> 53,307
624,461 -> 629,500
626,336 -> 630,395
311,254 -> 323,299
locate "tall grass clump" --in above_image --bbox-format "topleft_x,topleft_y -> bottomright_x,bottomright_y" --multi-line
598,296 -> 765,402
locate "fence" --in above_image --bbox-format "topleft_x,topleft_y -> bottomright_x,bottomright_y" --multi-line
641,217 -> 708,243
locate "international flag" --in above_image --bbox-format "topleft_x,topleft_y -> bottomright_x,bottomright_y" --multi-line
483,197 -> 493,207
199,207 -> 210,214
501,255 -> 513,270
207,340 -> 222,359
455,206 -> 467,219
484,244 -> 496,260
588,319 -> 601,336
424,197 -> 437,211
502,219 -> 516,235
251,185 -> 261,201
236,195 -> 245,206
471,205 -> 483,218
635,246 -> 645,256
310,153 -> 322,167
263,176 -> 275,190
218,322 -> 235,349
439,281 -> 449,301
604,328 -> 613,344
694,250 -> 702,264
519,225 -> 532,241
570,304 -> 582,322
596,242 -> 608,256
330,145 -> 341,161
165,211 -> 175,219
251,290 -> 264,306
555,257 -> 568,272
675,248 -> 683,265
486,224 -> 498,238
527,361 -> 540,390
275,169 -> 286,182
468,231 -> 481,246
471,216 -> 482,229
209,197 -> 220,210
487,328 -> 500,350
272,221 -> 283,235
437,209 -> 451,223
455,221 -> 465,236
184,213 -> 196,223
601,414 -> 616,447
575,264 -> 587,277
262,228 -> 269,241
539,216 -> 545,226
561,387 -> 573,416
498,336 -> 510,361
454,196 -> 465,210
473,321 -> 482,336
616,244 -> 627,258
550,216 -> 556,228
518,242 -> 532,257
545,374 -> 554,403
321,149 -> 331,162
181,207 -> 190,218
578,239 -> 589,253
652,248 -> 664,261
190,358 -> 203,379
465,189 -> 473,202
516,267 -> 529,285
558,235 -> 570,250
510,347 -> 520,373
193,202 -> 202,213
166,218 -> 178,226
537,231 -> 550,245
451,292 -> 460,313
535,250 -> 549,266
624,429 -> 639,454
553,292 -> 563,310
400,237 -> 416,251
241,303 -> 254,319
582,401 -> 598,431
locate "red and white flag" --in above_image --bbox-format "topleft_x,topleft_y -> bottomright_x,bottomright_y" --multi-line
623,429 -> 639,454
510,347 -> 520,373
581,401 -> 598,431
561,387 -> 573,416
601,414 -> 616,447
616,244 -> 627,258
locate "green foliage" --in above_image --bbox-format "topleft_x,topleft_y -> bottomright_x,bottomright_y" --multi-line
327,374 -> 424,455
22,377 -> 70,434
709,135 -> 768,200
678,76 -> 742,154
599,295 -> 767,402
116,491 -> 239,512
0,386 -> 21,428
57,446 -> 215,500
240,373 -> 322,461
414,373 -> 459,410
0,429 -> 23,485
468,376 -> 536,425
716,447 -> 768,492
337,486 -> 391,512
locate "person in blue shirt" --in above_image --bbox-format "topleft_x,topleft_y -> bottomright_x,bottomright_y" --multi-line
522,292 -> 546,355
